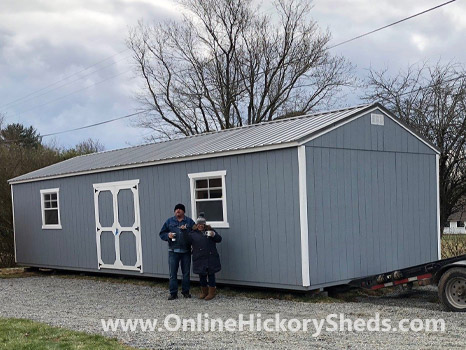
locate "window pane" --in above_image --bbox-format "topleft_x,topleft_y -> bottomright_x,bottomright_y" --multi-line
50,200 -> 58,208
51,193 -> 57,200
196,179 -> 208,189
196,201 -> 223,221
210,189 -> 222,198
44,194 -> 51,201
44,201 -> 51,209
45,209 -> 59,225
196,190 -> 209,199
209,178 -> 222,188
458,221 -> 465,228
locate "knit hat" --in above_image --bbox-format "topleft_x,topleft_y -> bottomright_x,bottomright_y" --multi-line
174,203 -> 185,212
196,212 -> 207,225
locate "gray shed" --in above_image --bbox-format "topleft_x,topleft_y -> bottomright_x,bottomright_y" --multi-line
8,103 -> 441,290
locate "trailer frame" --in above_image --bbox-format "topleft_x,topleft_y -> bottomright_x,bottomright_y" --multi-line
348,254 -> 466,312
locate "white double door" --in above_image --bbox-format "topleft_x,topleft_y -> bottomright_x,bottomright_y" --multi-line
93,179 -> 143,272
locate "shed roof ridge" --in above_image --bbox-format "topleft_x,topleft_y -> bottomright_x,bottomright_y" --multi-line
71,103 -> 374,160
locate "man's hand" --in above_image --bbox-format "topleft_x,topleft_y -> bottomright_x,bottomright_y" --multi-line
168,232 -> 175,239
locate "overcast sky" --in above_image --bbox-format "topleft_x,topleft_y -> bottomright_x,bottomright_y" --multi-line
0,0 -> 465,151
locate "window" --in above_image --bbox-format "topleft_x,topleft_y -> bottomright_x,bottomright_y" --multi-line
458,221 -> 465,228
444,222 -> 450,228
40,188 -> 62,229
188,170 -> 229,228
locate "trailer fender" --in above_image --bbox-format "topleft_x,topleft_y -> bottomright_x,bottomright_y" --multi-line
433,261 -> 466,285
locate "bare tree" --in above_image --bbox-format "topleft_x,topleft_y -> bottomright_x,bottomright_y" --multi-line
363,62 -> 466,234
59,138 -> 105,160
127,0 -> 353,140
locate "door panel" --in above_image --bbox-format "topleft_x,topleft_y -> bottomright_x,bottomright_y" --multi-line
117,189 -> 135,228
119,231 -> 137,266
98,191 -> 114,228
93,179 -> 143,272
100,231 -> 116,265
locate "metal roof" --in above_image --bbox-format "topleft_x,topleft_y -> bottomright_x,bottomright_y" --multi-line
8,103 -> 437,184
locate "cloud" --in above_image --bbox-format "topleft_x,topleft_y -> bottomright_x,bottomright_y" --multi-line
0,0 -> 179,150
0,0 -> 465,150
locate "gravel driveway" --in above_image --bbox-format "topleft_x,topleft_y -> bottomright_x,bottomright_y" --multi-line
0,276 -> 465,349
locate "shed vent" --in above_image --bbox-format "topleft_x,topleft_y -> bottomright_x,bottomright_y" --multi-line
371,113 -> 384,126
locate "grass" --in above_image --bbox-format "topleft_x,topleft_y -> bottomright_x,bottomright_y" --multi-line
0,318 -> 141,350
441,234 -> 466,258
0,268 -> 40,279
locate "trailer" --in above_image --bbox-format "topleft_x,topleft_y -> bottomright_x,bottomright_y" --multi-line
348,254 -> 466,312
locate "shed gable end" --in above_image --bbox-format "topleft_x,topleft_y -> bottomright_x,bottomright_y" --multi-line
304,108 -> 436,154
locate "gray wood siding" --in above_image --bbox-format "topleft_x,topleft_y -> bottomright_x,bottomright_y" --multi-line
305,111 -> 438,285
12,148 -> 302,288
305,110 -> 436,155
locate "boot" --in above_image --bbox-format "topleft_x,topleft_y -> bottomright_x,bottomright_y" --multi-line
199,286 -> 208,299
204,286 -> 216,300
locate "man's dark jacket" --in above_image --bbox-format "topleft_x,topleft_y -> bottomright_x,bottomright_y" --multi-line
159,216 -> 195,252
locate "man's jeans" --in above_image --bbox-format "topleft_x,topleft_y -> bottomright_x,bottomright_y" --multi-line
169,251 -> 191,295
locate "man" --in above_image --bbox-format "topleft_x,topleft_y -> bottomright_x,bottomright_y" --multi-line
159,203 -> 195,300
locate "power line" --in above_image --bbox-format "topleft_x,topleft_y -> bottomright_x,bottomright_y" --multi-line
14,70 -> 131,115
14,0 -> 457,138
0,54 -> 132,112
0,110 -> 145,143
0,47 -> 130,110
328,0 -> 457,49
35,73 -> 466,140
41,111 -> 146,137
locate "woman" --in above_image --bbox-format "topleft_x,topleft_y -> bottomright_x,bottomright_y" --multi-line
186,213 -> 222,300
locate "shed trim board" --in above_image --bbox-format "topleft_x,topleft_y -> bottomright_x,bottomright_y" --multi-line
436,154 -> 441,259
11,185 -> 17,263
298,146 -> 310,286
8,104 -> 439,186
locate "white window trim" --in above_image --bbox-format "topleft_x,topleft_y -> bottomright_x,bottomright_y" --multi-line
40,188 -> 62,229
188,170 -> 229,228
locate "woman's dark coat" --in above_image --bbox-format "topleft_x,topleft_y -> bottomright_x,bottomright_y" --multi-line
186,225 -> 222,274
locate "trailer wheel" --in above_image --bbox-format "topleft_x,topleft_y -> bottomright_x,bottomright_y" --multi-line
438,267 -> 466,312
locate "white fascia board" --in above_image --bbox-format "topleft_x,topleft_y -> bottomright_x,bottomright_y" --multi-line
9,142 -> 298,185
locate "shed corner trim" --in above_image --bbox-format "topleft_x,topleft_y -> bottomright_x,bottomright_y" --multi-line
436,154 -> 441,259
298,145 -> 310,287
